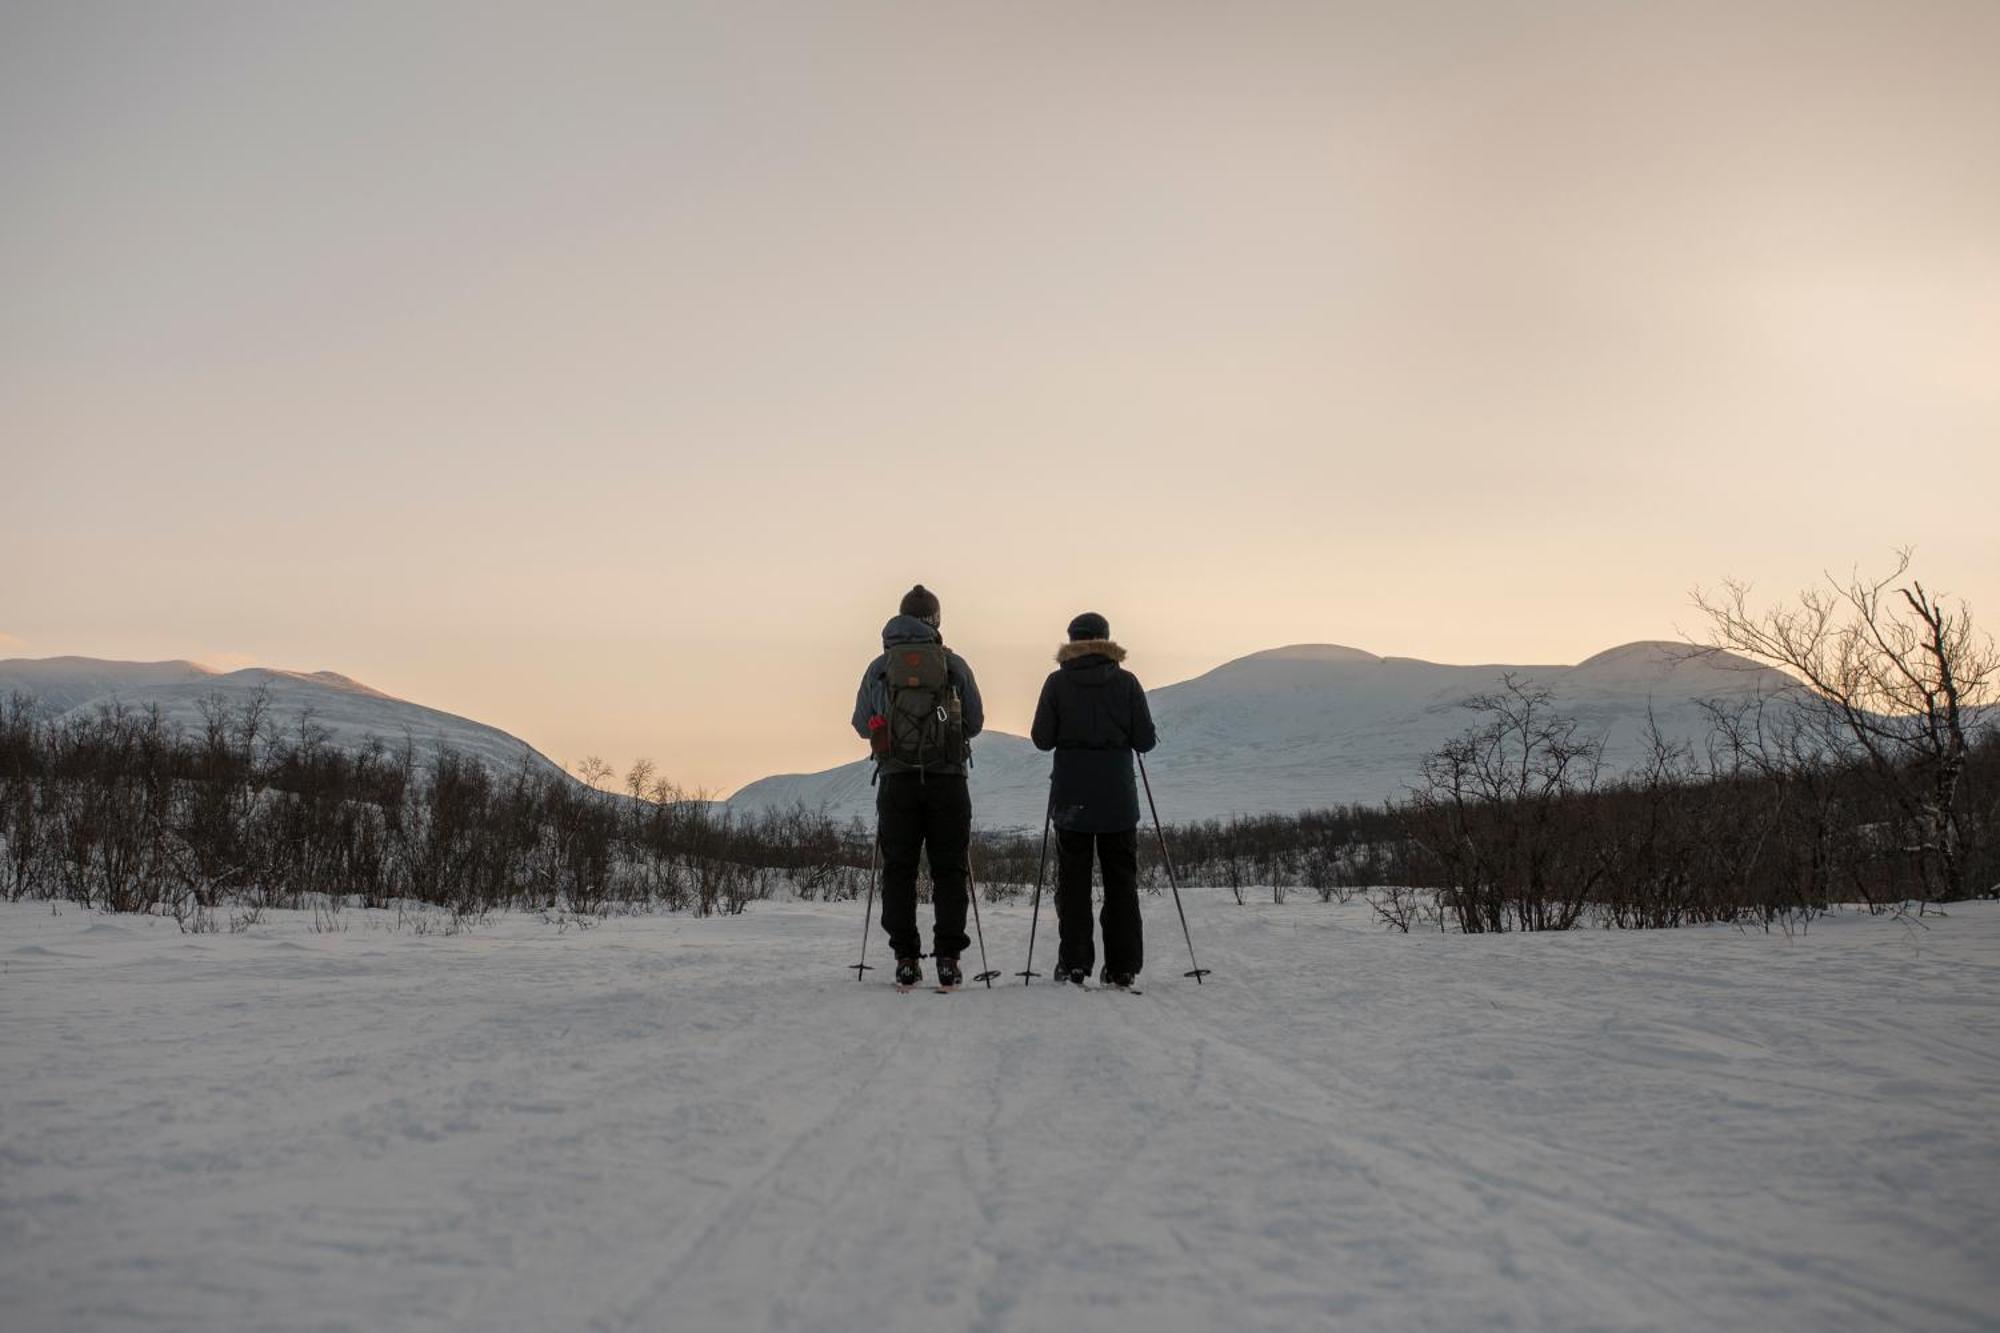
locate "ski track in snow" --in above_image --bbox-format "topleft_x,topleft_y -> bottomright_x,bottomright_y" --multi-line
3,897 -> 1998,1332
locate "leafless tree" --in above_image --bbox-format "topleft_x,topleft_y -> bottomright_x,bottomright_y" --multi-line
1695,550 -> 1997,904
625,758 -> 656,803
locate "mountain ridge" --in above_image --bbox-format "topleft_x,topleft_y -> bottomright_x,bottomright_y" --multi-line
2,639 -> 1812,826
0,656 -> 564,778
728,639 -> 1799,829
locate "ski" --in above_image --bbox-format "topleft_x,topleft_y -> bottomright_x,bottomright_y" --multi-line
934,984 -> 960,994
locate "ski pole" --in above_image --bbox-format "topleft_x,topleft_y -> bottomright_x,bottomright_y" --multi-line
1016,799 -> 1053,983
1137,753 -> 1210,983
965,847 -> 1000,987
850,825 -> 880,980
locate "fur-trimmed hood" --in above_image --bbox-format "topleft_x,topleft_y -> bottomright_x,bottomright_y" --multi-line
1056,639 -> 1126,665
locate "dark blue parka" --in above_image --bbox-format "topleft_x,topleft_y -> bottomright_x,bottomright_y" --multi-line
1031,639 -> 1157,832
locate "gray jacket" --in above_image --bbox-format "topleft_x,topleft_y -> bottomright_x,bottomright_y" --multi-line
852,615 -> 985,776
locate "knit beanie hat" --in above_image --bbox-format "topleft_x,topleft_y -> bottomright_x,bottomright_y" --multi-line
1067,611 -> 1110,642
900,584 -> 942,626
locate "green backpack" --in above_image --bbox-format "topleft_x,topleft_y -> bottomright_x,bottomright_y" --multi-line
880,641 -> 967,772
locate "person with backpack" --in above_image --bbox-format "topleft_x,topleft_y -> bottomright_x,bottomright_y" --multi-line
1031,611 -> 1157,989
852,584 -> 985,989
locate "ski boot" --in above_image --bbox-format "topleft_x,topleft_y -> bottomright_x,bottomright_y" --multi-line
1053,963 -> 1090,987
935,956 -> 962,991
893,957 -> 923,991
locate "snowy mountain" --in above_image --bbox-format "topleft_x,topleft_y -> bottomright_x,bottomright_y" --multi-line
0,656 -> 565,778
728,640 -> 1798,829
0,656 -> 215,713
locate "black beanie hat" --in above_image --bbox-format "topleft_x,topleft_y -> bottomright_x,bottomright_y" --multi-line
1067,611 -> 1110,642
899,584 -> 941,625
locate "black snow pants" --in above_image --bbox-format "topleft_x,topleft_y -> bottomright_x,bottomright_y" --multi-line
1054,827 -> 1143,979
876,772 -> 972,962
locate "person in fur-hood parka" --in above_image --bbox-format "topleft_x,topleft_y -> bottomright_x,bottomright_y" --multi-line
1030,612 -> 1156,985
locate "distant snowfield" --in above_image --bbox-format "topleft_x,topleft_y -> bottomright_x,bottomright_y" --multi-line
4,897 -> 1996,1333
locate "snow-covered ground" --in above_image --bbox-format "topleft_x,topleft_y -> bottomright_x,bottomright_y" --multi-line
3,895 -> 1996,1332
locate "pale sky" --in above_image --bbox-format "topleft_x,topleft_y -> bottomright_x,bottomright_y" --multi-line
4,1 -> 1997,792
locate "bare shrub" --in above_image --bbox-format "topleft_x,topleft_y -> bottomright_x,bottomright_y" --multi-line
1404,676 -> 1607,932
